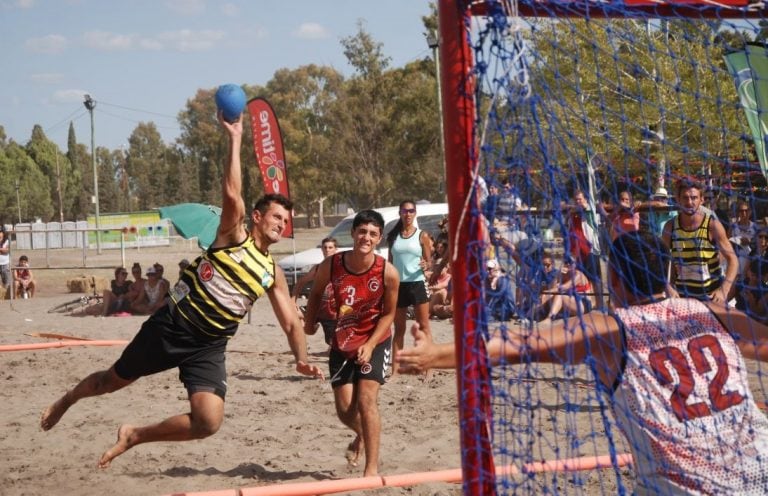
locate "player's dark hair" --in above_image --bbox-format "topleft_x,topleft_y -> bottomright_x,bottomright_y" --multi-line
609,232 -> 669,297
386,200 -> 416,248
321,237 -> 337,247
674,176 -> 704,196
353,209 -> 385,234
253,194 -> 293,214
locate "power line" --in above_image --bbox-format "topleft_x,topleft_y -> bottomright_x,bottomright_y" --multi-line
97,108 -> 181,131
99,100 -> 178,120
44,106 -> 88,135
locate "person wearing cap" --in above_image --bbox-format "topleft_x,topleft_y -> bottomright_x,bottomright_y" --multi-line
644,188 -> 677,238
130,265 -> 168,315
662,177 -> 738,303
40,113 -> 323,469
0,226 -> 10,291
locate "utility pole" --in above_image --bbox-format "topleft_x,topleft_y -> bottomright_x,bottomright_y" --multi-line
425,30 -> 445,174
84,94 -> 101,254
15,179 -> 21,223
55,153 -> 63,223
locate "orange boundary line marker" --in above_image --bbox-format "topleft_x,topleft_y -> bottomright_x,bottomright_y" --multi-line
163,453 -> 633,496
0,340 -> 129,352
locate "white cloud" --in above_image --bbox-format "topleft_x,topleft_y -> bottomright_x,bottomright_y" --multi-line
293,22 -> 329,40
220,2 -> 238,17
156,29 -> 225,52
83,30 -> 135,51
138,38 -> 163,51
50,89 -> 88,104
16,0 -> 34,8
29,73 -> 64,84
81,29 -> 225,52
165,0 -> 205,15
24,34 -> 67,54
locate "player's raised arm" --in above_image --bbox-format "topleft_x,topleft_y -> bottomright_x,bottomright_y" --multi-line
214,113 -> 247,248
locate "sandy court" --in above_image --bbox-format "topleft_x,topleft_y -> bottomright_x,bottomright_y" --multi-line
0,231 -> 466,496
0,228 -> 710,495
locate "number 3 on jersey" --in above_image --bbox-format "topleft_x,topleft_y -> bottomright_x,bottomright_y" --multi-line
649,334 -> 744,422
344,286 -> 356,306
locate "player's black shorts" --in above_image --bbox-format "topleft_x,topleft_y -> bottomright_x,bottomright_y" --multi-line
329,338 -> 391,388
396,281 -> 429,308
114,305 -> 229,399
320,319 -> 337,345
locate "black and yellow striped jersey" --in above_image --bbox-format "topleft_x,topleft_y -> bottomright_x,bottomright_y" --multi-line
669,213 -> 722,297
171,235 -> 275,338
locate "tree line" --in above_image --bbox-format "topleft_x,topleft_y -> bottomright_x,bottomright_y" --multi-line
0,12 -> 764,227
0,16 -> 445,228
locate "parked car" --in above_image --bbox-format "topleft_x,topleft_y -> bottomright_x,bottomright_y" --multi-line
279,203 -> 449,293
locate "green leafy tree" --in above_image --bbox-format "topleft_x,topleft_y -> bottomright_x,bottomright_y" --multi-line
26,125 -> 73,222
521,18 -> 746,196
177,88 -> 229,206
126,122 -> 168,210
66,123 -> 88,220
0,141 -> 52,223
384,59 -> 445,203
96,147 -> 120,213
257,65 -> 344,227
326,24 -> 396,209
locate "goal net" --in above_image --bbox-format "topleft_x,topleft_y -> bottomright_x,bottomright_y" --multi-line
437,0 -> 768,494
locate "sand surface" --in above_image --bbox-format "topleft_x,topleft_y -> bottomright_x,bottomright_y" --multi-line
0,231 -> 465,496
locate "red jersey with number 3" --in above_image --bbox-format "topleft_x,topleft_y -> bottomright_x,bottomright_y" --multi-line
612,298 -> 768,495
330,252 -> 390,359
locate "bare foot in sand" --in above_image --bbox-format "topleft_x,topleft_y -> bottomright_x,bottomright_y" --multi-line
40,393 -> 72,431
345,436 -> 364,467
98,424 -> 135,469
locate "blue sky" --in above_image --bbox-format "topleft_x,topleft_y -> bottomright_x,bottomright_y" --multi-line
0,0 -> 435,151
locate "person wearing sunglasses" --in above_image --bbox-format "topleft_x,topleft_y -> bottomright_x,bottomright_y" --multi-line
728,200 -> 758,280
101,266 -> 132,316
76,266 -> 132,317
385,200 -> 433,379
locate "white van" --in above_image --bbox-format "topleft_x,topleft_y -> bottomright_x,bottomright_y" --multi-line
279,203 -> 449,292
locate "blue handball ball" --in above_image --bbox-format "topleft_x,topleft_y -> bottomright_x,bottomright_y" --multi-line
215,84 -> 246,123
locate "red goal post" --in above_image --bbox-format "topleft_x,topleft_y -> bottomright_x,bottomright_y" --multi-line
436,1 -> 768,495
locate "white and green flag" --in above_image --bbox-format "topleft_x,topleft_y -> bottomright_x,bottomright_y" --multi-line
725,44 -> 768,180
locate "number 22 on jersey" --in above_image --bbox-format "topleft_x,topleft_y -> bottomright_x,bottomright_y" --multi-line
649,334 -> 745,422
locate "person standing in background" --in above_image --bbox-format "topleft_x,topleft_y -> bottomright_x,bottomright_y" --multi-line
386,200 -> 433,379
662,178 -> 737,303
0,227 -> 10,291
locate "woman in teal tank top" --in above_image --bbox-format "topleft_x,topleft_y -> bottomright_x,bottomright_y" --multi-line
387,200 -> 433,378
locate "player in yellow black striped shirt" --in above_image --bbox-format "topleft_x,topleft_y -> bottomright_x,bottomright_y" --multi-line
40,111 -> 324,468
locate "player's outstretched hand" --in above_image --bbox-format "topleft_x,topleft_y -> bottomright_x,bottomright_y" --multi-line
217,110 -> 243,137
396,323 -> 437,374
296,361 -> 325,380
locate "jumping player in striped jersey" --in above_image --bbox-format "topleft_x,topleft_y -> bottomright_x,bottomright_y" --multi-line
398,231 -> 768,494
303,209 -> 400,477
40,112 -> 324,468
